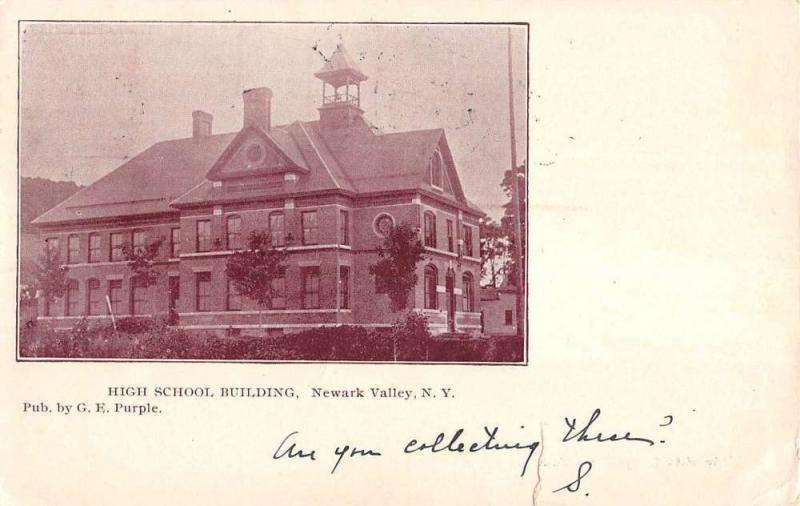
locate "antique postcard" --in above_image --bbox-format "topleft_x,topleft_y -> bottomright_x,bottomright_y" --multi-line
0,1 -> 798,505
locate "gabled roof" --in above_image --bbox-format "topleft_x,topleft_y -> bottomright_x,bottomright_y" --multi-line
32,133 -> 236,225
34,112 -> 483,223
205,125 -> 308,181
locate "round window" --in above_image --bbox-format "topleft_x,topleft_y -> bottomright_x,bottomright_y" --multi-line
374,213 -> 395,237
246,144 -> 264,163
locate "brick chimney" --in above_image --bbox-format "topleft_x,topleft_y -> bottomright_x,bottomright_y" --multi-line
192,110 -> 213,138
242,87 -> 272,131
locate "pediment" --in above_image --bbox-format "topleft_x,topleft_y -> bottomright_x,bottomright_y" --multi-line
206,126 -> 308,181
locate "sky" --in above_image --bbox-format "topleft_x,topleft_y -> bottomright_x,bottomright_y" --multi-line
19,22 -> 528,220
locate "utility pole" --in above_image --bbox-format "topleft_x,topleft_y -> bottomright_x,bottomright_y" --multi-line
507,27 -> 525,338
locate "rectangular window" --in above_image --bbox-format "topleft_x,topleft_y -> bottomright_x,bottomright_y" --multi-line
270,212 -> 285,247
67,235 -> 79,264
196,220 -> 211,252
424,268 -> 438,310
424,212 -> 436,248
227,279 -> 241,311
110,233 -> 125,261
505,309 -> 513,326
196,272 -> 211,311
463,225 -> 474,257
271,274 -> 286,309
133,230 -> 146,255
131,278 -> 149,315
302,211 -> 318,245
170,227 -> 181,258
339,266 -> 350,309
89,233 -> 101,263
88,279 -> 103,316
66,281 -> 79,316
168,275 -> 180,313
45,237 -> 60,259
108,280 -> 123,315
302,267 -> 320,309
446,220 -> 454,252
339,210 -> 349,245
226,215 -> 242,250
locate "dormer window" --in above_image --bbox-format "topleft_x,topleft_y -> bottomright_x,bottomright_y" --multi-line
429,149 -> 444,189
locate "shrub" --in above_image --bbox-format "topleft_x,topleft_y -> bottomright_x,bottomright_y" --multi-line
393,311 -> 431,361
116,317 -> 157,334
17,313 -> 524,362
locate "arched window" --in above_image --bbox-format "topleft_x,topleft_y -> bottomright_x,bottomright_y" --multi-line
430,149 -> 443,188
65,279 -> 79,316
86,278 -> 102,316
269,211 -> 285,247
424,264 -> 438,309
226,215 -> 242,250
462,272 -> 475,312
424,211 -> 437,248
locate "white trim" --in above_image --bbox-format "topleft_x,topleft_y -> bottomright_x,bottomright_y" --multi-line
458,324 -> 482,329
65,260 -> 128,268
179,244 -> 351,258
191,266 -> 213,273
290,244 -> 351,252
356,201 -> 416,210
182,203 -> 352,218
180,214 -> 214,219
40,314 -> 144,320
179,309 -> 351,316
179,322 -> 389,330
435,285 -> 446,293
298,260 -> 320,267
105,274 -> 124,281
421,309 -> 444,315
453,288 -> 463,295
423,247 -> 480,264
425,246 -> 458,258
455,311 -> 482,317
298,122 -> 341,189
372,212 -> 396,238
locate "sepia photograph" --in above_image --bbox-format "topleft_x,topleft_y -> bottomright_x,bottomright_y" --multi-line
17,22 -> 528,363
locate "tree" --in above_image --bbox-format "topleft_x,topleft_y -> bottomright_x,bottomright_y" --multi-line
33,246 -> 70,314
369,223 -> 426,312
225,231 -> 288,329
122,237 -> 165,287
479,218 -> 509,287
500,164 -> 527,287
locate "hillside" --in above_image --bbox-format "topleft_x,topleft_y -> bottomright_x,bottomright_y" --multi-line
19,177 -> 83,286
20,177 -> 83,233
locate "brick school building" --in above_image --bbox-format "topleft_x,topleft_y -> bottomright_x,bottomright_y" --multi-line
32,45 -> 484,335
